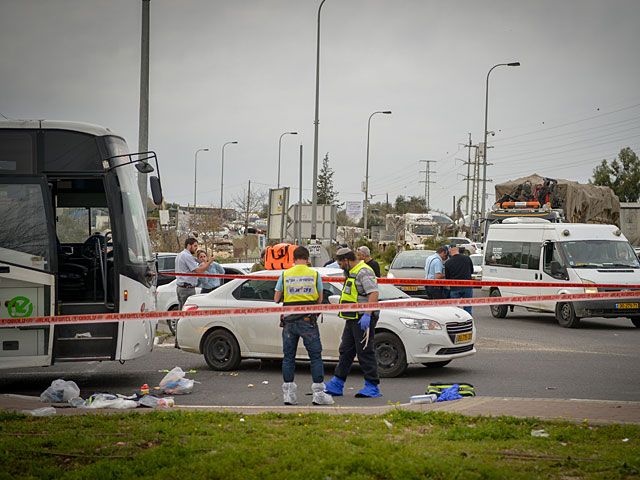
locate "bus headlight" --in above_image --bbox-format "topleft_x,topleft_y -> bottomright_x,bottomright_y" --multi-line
400,318 -> 442,330
582,280 -> 598,294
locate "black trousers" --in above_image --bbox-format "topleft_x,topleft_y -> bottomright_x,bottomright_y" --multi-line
426,286 -> 444,299
334,313 -> 379,385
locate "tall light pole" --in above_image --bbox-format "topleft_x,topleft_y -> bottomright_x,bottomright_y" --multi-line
137,0 -> 150,218
311,0 -> 327,241
193,148 -> 209,214
363,110 -> 392,232
481,61 -> 520,226
221,141 -> 238,209
277,131 -> 297,188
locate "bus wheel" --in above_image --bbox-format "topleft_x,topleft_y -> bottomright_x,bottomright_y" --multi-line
555,302 -> 581,328
375,332 -> 407,378
490,290 -> 508,318
629,317 -> 640,328
203,329 -> 241,370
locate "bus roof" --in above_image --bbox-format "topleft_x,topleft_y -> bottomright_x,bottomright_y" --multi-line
0,119 -> 121,138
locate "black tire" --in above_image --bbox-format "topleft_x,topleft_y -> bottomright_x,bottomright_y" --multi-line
490,289 -> 508,318
374,332 -> 407,378
555,302 -> 581,328
629,317 -> 640,328
203,329 -> 241,371
422,360 -> 451,369
166,305 -> 179,336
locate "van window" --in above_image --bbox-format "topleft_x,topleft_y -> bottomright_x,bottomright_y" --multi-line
485,241 -> 540,269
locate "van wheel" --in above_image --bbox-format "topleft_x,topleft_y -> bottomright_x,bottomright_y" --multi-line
203,329 -> 241,370
374,332 -> 407,378
490,290 -> 508,318
629,317 -> 640,328
555,302 -> 581,328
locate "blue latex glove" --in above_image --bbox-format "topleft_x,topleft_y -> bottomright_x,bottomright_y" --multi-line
358,313 -> 371,331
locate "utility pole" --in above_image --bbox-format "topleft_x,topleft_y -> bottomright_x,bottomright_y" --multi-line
137,0 -> 150,219
464,133 -> 473,216
418,160 -> 436,211
244,180 -> 251,259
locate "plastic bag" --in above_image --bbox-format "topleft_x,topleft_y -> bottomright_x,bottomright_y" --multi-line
139,395 -> 175,408
159,367 -> 194,394
79,393 -> 138,409
23,406 -> 56,417
40,379 -> 80,403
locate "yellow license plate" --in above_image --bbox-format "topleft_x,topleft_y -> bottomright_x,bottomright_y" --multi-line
456,332 -> 472,343
616,303 -> 639,309
402,286 -> 419,291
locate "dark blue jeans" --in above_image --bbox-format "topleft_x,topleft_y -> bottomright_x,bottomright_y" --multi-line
449,287 -> 473,314
282,317 -> 324,383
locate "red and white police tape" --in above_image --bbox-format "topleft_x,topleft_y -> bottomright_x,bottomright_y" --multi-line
2,290 -> 640,328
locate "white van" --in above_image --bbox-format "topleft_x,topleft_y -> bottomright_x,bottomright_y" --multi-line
483,221 -> 640,328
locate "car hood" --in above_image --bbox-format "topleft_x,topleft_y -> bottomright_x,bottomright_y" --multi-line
379,299 -> 471,322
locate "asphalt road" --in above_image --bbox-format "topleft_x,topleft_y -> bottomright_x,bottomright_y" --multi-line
1,301 -> 639,407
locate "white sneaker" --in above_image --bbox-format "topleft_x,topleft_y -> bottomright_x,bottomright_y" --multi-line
282,382 -> 297,405
312,382 -> 334,405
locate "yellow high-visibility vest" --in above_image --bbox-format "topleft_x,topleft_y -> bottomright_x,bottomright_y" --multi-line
339,261 -> 375,319
282,264 -> 319,304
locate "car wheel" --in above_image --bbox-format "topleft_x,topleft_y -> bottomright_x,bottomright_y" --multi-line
166,306 -> 179,335
555,302 -> 581,328
422,360 -> 451,369
489,289 -> 508,318
374,332 -> 407,378
629,317 -> 640,328
203,329 -> 241,371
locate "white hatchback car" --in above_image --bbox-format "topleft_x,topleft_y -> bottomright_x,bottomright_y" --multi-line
156,262 -> 253,334
177,268 -> 476,377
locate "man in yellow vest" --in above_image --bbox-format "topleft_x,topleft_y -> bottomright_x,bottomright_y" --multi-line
325,247 -> 382,398
274,246 -> 334,406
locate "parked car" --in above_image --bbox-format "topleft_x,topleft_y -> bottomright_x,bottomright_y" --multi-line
156,262 -> 253,334
446,237 -> 480,255
470,253 -> 483,285
385,250 -> 435,298
156,252 -> 178,286
177,267 -> 476,377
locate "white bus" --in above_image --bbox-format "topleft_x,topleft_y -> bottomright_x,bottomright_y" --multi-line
0,120 -> 163,368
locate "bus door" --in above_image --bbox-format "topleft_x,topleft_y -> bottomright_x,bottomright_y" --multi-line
0,179 -> 56,368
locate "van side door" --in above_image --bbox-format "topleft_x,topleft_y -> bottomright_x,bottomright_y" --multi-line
538,241 -> 569,313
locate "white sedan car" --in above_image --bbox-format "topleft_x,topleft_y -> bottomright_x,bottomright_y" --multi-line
156,262 -> 253,334
177,268 -> 476,377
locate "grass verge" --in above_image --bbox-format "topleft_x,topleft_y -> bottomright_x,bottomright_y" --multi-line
0,409 -> 638,479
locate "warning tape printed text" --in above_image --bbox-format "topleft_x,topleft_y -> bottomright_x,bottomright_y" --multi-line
168,272 -> 640,290
2,290 -> 640,327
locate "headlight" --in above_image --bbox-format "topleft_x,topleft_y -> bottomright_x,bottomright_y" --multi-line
400,317 -> 442,330
582,280 -> 598,294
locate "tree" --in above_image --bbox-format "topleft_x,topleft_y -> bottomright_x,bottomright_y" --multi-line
592,147 -> 640,202
317,153 -> 342,206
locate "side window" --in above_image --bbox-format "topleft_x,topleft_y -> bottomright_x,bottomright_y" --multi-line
233,279 -> 276,301
322,283 -> 341,304
543,243 -> 567,279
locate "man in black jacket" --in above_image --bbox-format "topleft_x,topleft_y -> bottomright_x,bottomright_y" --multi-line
444,245 -> 474,313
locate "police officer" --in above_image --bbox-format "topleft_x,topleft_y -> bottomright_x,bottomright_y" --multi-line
325,247 -> 382,398
274,246 -> 333,406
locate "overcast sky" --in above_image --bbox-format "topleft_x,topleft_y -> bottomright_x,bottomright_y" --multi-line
2,0 -> 639,214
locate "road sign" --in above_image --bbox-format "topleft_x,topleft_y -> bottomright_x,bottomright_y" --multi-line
308,244 -> 322,257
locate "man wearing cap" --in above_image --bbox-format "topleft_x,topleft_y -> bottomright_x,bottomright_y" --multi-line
325,247 -> 382,398
444,245 -> 474,313
424,246 -> 448,299
357,246 -> 381,277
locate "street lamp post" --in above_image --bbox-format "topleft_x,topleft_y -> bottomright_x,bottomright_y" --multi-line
193,148 -> 209,215
311,0 -> 327,241
363,110 -> 392,233
221,141 -> 238,209
481,61 -> 520,225
277,131 -> 298,188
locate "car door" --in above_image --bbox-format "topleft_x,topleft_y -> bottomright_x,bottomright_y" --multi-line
230,279 -> 282,354
315,282 -> 345,359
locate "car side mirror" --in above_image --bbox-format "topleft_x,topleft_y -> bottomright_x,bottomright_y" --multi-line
384,265 -> 389,271
328,295 -> 340,305
150,176 -> 163,206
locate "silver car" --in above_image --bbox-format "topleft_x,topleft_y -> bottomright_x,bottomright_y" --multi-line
385,250 -> 435,298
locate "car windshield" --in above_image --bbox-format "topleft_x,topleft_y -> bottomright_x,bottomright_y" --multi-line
391,251 -> 434,269
560,240 -> 640,268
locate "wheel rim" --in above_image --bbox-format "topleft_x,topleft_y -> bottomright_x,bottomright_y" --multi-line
376,341 -> 398,369
490,292 -> 502,314
560,304 -> 571,322
209,337 -> 232,364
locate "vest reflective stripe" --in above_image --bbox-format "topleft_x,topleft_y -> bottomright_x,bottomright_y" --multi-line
282,264 -> 319,304
339,261 -> 375,319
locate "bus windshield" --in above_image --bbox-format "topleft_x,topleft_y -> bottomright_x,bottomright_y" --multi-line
106,137 -> 152,264
560,240 -> 639,268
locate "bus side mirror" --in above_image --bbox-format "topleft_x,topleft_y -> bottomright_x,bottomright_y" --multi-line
150,176 -> 163,206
